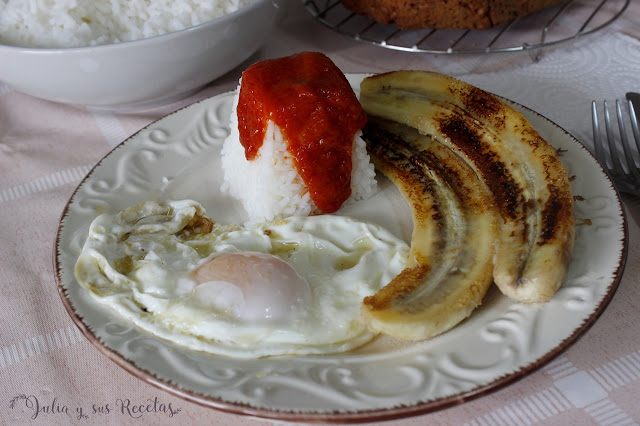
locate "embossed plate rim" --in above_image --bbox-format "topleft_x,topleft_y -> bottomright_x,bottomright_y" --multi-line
54,74 -> 628,422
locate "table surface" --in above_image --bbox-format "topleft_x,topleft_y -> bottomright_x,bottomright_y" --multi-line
1,1 -> 639,425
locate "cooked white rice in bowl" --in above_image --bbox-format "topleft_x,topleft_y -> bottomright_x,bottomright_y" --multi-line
0,0 -> 279,110
221,87 -> 378,223
0,0 -> 256,48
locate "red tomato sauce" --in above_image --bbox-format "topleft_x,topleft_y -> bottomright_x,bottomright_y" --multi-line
236,52 -> 367,213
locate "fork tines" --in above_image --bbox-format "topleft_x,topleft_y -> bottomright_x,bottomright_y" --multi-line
591,98 -> 640,195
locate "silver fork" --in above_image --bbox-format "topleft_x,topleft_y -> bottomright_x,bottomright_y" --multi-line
591,98 -> 640,196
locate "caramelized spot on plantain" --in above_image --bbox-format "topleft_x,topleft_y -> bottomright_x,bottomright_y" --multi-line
539,184 -> 573,245
418,147 -> 488,213
437,115 -> 523,221
539,186 -> 562,243
363,264 -> 431,310
456,86 -> 506,129
363,122 -> 442,226
533,141 -> 573,245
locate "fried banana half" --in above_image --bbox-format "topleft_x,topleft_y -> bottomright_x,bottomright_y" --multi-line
360,119 -> 497,340
360,71 -> 575,307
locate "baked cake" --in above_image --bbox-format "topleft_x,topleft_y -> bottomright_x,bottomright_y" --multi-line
340,0 -> 564,30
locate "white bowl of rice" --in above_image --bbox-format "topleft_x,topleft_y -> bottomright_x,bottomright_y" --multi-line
0,0 -> 283,110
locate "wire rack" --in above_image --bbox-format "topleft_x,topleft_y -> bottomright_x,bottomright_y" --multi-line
302,0 -> 629,59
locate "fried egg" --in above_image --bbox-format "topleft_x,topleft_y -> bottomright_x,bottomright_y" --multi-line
74,200 -> 409,358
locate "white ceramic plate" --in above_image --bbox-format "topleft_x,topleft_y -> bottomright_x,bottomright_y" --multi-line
54,74 -> 627,422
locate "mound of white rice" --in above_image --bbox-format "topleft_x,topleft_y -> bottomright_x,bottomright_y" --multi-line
0,0 -> 255,48
221,88 -> 378,223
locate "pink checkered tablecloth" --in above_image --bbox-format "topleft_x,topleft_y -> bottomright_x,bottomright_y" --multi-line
2,1 -> 639,424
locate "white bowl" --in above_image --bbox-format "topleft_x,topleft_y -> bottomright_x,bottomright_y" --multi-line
0,0 -> 282,111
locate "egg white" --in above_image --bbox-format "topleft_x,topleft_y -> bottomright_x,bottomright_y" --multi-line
74,200 -> 409,358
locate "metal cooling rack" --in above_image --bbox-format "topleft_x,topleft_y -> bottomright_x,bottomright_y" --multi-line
303,0 -> 630,59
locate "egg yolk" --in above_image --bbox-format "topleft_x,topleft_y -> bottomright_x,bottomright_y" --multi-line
190,252 -> 311,322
